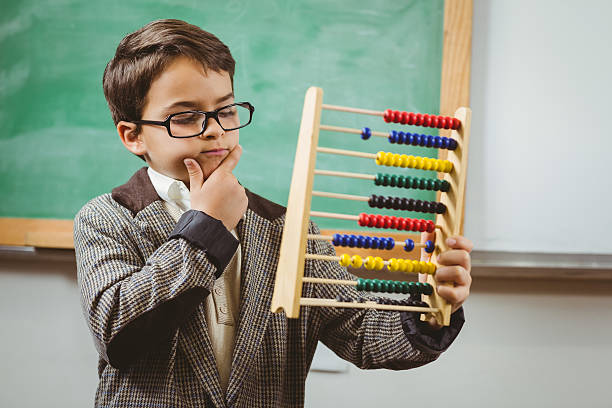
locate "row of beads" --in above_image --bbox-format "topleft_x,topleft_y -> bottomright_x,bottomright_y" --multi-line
368,194 -> 447,215
374,173 -> 451,192
375,151 -> 453,172
388,130 -> 458,150
335,295 -> 429,308
358,213 -> 436,233
338,254 -> 436,275
383,109 -> 461,130
331,233 -> 435,253
356,278 -> 434,295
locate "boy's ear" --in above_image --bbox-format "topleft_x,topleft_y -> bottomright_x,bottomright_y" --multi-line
117,121 -> 147,156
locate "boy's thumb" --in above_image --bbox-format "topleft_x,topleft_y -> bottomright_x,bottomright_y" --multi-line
184,159 -> 203,188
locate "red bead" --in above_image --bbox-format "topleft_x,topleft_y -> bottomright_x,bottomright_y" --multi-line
389,216 -> 398,229
358,213 -> 368,227
415,114 -> 423,126
384,109 -> 393,123
393,110 -> 401,123
368,214 -> 376,227
422,114 -> 431,127
406,218 -> 415,231
430,116 -> 438,128
443,116 -> 452,129
408,112 -> 416,125
400,111 -> 408,125
418,220 -> 427,232
383,216 -> 392,229
375,214 -> 384,228
426,221 -> 435,233
438,117 -> 446,129
452,118 -> 461,130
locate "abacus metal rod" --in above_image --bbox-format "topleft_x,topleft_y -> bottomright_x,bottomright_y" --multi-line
321,104 -> 384,117
320,124 -> 387,139
312,190 -> 367,202
314,169 -> 375,180
306,233 -> 429,250
300,297 -> 439,313
316,146 -> 376,159
303,276 -> 357,286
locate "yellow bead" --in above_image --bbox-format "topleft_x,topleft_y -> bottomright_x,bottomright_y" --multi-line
388,258 -> 399,272
444,160 -> 453,172
339,254 -> 351,267
400,154 -> 409,167
376,151 -> 385,165
430,160 -> 439,171
351,255 -> 363,269
385,152 -> 394,166
375,257 -> 384,270
427,262 -> 437,274
406,155 -> 415,168
417,157 -> 426,169
393,154 -> 402,167
403,260 -> 414,274
423,158 -> 432,171
419,261 -> 430,273
365,256 -> 376,270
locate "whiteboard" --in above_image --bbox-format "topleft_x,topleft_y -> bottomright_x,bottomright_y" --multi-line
465,0 -> 612,254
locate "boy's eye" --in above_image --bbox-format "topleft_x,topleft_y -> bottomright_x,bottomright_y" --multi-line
171,112 -> 201,124
218,106 -> 237,118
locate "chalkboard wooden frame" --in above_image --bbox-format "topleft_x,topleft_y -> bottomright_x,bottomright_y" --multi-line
0,0 -> 473,249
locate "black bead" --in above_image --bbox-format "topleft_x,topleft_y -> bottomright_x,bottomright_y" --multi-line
368,195 -> 376,208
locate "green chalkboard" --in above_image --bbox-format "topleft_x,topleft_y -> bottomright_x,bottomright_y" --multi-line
0,0 -> 444,230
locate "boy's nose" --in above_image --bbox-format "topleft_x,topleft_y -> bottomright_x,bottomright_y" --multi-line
201,117 -> 224,139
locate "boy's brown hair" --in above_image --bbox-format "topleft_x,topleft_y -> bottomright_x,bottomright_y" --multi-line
103,18 -> 235,128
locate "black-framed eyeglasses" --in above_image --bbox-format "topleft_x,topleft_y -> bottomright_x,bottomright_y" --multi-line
129,102 -> 254,138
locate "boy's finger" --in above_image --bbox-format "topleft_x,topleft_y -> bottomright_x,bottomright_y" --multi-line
445,235 -> 474,253
217,144 -> 243,173
184,158 -> 204,191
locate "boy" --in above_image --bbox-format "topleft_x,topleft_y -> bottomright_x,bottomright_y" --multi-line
74,19 -> 473,407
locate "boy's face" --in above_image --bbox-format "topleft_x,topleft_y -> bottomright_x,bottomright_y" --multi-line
118,56 -> 238,185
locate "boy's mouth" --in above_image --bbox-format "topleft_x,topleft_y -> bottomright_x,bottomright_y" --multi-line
201,148 -> 228,156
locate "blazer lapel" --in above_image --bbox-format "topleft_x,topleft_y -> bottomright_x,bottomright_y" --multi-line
226,209 -> 280,405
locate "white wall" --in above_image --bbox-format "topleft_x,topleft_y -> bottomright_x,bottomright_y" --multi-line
466,0 -> 612,254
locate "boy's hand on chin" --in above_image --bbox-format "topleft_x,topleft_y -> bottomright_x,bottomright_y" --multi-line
184,144 -> 247,230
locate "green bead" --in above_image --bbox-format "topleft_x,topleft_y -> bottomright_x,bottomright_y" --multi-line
390,175 -> 398,187
433,180 -> 441,190
423,283 -> 433,295
401,283 -> 410,294
441,180 -> 451,192
365,280 -> 373,291
397,176 -> 405,188
356,278 -> 364,291
419,179 -> 426,189
383,175 -> 390,186
372,279 -> 381,293
426,179 -> 434,190
394,282 -> 402,293
380,281 -> 388,293
375,174 -> 383,186
403,176 -> 411,189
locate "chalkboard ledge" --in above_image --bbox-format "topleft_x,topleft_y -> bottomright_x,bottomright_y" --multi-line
0,218 -> 73,249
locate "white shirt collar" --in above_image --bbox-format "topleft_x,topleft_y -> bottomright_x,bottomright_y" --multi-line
147,167 -> 190,211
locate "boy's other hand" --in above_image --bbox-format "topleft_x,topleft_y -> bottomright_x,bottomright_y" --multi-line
184,145 -> 247,230
419,232 -> 473,326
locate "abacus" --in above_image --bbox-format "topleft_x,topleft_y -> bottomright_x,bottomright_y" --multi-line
270,87 -> 471,326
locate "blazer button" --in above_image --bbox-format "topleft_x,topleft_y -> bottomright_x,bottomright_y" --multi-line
214,287 -> 223,296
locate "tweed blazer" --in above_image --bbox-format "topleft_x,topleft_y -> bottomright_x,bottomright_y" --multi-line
74,167 -> 464,408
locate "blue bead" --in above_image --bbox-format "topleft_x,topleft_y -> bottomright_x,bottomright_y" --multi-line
371,237 -> 379,249
441,137 -> 449,149
448,139 -> 458,150
332,233 -> 341,246
348,235 -> 357,247
386,237 -> 395,250
418,134 -> 427,146
405,132 -> 414,145
434,136 -> 442,148
364,236 -> 372,249
425,240 -> 435,253
357,235 -> 366,248
388,130 -> 397,143
341,235 -> 349,246
397,131 -> 405,144
404,239 -> 415,252
362,127 -> 372,140
426,135 -> 434,147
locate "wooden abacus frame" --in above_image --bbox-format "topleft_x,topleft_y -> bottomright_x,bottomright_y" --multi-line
270,86 -> 471,326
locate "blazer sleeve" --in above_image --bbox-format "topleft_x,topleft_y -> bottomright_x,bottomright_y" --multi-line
73,197 -> 238,369
305,222 -> 464,370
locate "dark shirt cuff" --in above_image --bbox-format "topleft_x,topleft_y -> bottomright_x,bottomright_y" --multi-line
400,307 -> 465,354
169,210 -> 239,276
